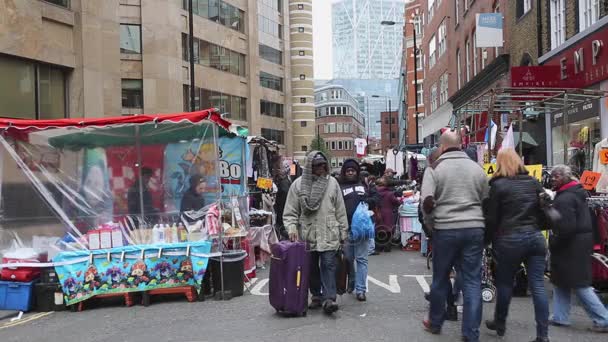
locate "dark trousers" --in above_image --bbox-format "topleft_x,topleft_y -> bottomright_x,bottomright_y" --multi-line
310,251 -> 338,302
493,230 -> 549,338
430,228 -> 484,342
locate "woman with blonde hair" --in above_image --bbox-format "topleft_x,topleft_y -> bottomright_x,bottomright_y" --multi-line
484,148 -> 549,342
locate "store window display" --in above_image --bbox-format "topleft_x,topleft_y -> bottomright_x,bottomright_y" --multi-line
552,117 -> 601,176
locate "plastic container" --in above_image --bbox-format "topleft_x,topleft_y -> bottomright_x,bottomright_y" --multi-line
209,251 -> 246,298
34,283 -> 66,312
40,267 -> 59,283
0,280 -> 36,311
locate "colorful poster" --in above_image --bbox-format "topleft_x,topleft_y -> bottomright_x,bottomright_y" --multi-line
53,241 -> 212,306
218,136 -> 246,197
483,163 -> 543,181
106,145 -> 165,215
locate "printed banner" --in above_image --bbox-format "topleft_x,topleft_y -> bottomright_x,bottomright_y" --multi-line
476,13 -> 503,48
218,136 -> 246,197
484,164 -> 543,181
53,242 -> 212,306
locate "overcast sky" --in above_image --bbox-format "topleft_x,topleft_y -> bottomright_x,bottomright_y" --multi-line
312,0 -> 333,80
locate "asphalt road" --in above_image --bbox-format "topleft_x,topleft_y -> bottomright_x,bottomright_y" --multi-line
0,249 -> 605,342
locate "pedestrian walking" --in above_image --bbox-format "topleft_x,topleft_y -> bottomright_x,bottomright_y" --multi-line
375,177 -> 401,253
484,148 -> 550,342
283,151 -> 348,315
338,159 -> 378,301
421,130 -> 489,342
271,155 -> 291,240
548,164 -> 608,333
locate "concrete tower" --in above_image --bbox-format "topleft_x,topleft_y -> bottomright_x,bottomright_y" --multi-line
289,0 -> 315,161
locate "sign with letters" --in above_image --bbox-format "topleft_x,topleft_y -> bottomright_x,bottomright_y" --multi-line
484,164 -> 543,181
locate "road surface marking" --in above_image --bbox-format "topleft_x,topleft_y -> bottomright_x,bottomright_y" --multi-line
0,312 -> 53,330
415,275 -> 430,293
366,275 -> 401,293
250,278 -> 269,296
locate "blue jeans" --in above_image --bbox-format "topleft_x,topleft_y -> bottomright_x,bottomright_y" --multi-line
345,238 -> 369,294
552,286 -> 608,327
429,228 -> 484,342
368,237 -> 375,255
494,230 -> 549,338
310,251 -> 338,302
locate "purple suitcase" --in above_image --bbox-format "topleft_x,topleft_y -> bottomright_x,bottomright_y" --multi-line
269,241 -> 310,317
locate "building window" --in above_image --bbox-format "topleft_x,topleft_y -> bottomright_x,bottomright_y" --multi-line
465,38 -> 471,82
299,74 -> 306,80
298,4 -> 304,10
300,97 -> 306,103
580,0 -> 600,32
299,50 -> 305,56
464,0 -> 469,11
259,44 -> 282,65
428,0 -> 435,22
472,31 -> 478,76
415,49 -> 423,70
261,128 -> 285,145
0,55 -> 68,119
184,85 -> 247,120
298,27 -> 305,33
416,84 -> 423,106
184,0 -> 244,33
302,145 -> 308,151
331,141 -> 336,150
183,34 -> 246,77
258,15 -> 282,38
413,14 -> 422,33
516,0 -> 532,18
550,0 -> 566,49
428,34 -> 437,68
430,83 -> 438,112
455,0 -> 460,25
44,0 -> 70,8
301,121 -> 307,127
122,79 -> 143,109
440,73 -> 448,105
438,19 -> 447,57
120,24 -> 141,54
260,71 -> 283,91
456,49 -> 462,89
338,141 -> 343,150
260,100 -> 284,118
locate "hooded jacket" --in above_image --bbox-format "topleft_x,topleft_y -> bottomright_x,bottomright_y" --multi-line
338,159 -> 378,227
283,151 -> 348,251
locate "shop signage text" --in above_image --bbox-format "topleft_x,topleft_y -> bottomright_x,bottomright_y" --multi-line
551,98 -> 599,128
541,26 -> 608,88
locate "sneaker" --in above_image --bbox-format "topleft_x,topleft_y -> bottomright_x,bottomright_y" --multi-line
485,320 -> 506,337
346,287 -> 354,294
322,300 -> 339,315
308,298 -> 322,310
446,305 -> 458,321
422,319 -> 441,334
590,324 -> 608,333
356,293 -> 366,302
548,319 -> 570,327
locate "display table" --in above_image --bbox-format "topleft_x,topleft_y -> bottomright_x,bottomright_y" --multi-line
53,241 -> 212,306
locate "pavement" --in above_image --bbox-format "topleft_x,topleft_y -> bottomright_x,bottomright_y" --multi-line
0,248 -> 605,342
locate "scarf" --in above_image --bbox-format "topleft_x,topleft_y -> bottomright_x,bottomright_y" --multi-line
558,180 -> 579,192
299,151 -> 330,212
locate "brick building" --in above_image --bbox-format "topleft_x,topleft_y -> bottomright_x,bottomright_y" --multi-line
403,0 -> 425,144
380,110 -> 400,152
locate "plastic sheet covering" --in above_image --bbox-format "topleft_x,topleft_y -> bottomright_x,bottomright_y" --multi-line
0,115 -> 228,259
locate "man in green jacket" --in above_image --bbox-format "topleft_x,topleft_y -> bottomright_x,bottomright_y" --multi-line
284,150 -> 348,315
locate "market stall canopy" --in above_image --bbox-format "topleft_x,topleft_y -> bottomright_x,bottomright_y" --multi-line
513,132 -> 538,147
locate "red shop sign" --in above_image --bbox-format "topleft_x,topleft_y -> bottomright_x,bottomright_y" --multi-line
511,66 -> 573,88
540,25 -> 608,88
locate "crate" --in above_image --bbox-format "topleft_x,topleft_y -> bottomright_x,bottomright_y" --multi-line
40,268 -> 59,284
34,283 -> 66,312
0,280 -> 36,312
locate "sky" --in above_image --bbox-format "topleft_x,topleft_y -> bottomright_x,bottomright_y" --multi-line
312,0 -> 333,80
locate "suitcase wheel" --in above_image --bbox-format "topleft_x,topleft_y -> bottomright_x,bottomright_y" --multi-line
301,311 -> 307,317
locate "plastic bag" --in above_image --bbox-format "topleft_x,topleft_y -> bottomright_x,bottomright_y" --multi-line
351,202 -> 375,240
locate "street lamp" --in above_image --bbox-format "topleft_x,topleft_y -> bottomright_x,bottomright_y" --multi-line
381,19 -> 420,144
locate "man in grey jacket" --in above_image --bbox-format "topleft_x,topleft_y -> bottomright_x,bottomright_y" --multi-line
421,131 -> 489,342
284,151 -> 348,315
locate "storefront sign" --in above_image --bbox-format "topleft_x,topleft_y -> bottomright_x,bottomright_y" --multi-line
551,98 -> 600,127
511,66 -> 566,87
484,163 -> 543,181
581,170 -> 602,190
476,13 -> 503,48
600,148 -> 608,164
540,22 -> 608,88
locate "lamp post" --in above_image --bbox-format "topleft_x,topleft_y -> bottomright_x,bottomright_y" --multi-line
188,0 -> 196,111
381,19 -> 420,144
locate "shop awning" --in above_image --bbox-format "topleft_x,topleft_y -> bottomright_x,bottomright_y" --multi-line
421,102 -> 453,138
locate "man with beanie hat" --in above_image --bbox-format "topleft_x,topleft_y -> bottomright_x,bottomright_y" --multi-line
339,159 -> 378,301
283,151 -> 348,314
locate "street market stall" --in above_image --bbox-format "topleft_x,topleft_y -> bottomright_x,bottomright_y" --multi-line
0,109 -> 251,312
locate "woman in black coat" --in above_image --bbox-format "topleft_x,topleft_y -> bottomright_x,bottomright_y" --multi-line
180,174 -> 206,214
484,149 -> 549,341
549,165 -> 608,333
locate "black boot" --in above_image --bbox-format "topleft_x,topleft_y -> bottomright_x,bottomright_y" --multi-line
485,320 -> 506,336
446,305 -> 458,321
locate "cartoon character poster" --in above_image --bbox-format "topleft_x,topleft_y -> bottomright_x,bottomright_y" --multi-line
217,136 -> 246,198
53,241 -> 212,305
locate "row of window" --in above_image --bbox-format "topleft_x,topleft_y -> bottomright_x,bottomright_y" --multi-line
428,19 -> 446,70
260,100 -> 284,118
315,106 -> 352,117
182,0 -> 245,33
260,71 -> 283,92
323,123 -> 355,134
0,54 -> 67,119
182,85 -> 247,121
261,128 -> 285,145
181,34 -> 246,77
325,140 -> 354,152
260,0 -> 282,13
45,0 -> 69,8
259,44 -> 283,65
258,15 -> 283,39
429,73 -> 449,113
550,0 -> 600,50
330,157 -> 348,169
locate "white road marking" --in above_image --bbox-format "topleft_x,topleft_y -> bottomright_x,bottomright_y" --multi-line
250,278 -> 269,296
415,275 -> 430,293
0,312 -> 53,330
366,275 -> 401,293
